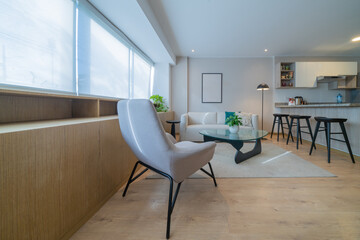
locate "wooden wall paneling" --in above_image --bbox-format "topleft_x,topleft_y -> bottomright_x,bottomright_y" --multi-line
0,94 -> 72,123
0,131 -> 37,239
99,100 -> 118,116
34,127 -> 63,239
72,99 -> 100,118
99,120 -> 137,198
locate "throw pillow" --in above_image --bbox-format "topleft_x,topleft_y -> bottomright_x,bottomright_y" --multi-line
225,111 -> 235,125
238,112 -> 252,127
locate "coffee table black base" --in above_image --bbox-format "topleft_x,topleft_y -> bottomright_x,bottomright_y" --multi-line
203,135 -> 262,164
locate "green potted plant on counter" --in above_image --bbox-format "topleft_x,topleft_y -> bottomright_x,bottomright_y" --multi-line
150,94 -> 169,112
226,114 -> 242,133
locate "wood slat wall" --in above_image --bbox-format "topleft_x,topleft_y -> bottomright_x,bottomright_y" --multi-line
0,118 -> 137,240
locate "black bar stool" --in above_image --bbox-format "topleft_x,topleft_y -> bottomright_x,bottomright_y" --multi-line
270,113 -> 294,142
309,117 -> 355,163
287,115 -> 316,150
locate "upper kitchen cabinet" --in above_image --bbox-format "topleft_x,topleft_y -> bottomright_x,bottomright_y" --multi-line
295,62 -> 318,87
278,61 -> 358,88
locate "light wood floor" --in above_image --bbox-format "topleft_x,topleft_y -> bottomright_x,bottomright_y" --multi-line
71,135 -> 360,240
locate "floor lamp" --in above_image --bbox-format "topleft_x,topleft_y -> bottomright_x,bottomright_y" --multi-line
256,83 -> 269,131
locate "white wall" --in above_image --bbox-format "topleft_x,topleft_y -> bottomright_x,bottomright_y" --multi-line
171,57 -> 188,120
153,63 -> 171,107
172,57 -> 274,131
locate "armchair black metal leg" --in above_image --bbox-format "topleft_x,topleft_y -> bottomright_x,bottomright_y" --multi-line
309,121 -> 320,155
166,178 -> 182,239
339,122 -> 355,164
286,118 -> 294,145
123,161 -> 141,197
285,116 -> 294,142
270,116 -> 276,138
306,118 -> 316,150
200,162 -> 217,187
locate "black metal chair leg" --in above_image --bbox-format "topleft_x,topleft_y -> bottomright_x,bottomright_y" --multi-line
280,117 -> 285,139
306,118 -> 316,150
309,121 -> 320,155
166,179 -> 182,239
277,116 -> 280,141
326,122 -> 331,163
286,118 -> 294,145
296,119 -> 300,149
285,116 -> 294,142
270,116 -> 276,138
123,161 -> 140,197
208,162 -> 217,187
339,122 -> 355,164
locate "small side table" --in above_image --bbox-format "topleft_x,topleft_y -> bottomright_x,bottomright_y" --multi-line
166,120 -> 180,138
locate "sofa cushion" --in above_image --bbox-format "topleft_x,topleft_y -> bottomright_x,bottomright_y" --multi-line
217,112 -> 225,124
238,112 -> 253,127
202,112 -> 217,124
188,112 -> 205,125
225,111 -> 235,124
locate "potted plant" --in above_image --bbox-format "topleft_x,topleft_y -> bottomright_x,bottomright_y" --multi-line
225,114 -> 242,133
150,94 -> 169,112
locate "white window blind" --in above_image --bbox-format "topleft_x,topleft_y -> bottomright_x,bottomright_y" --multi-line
132,53 -> 152,99
77,3 -> 130,98
0,0 -> 75,93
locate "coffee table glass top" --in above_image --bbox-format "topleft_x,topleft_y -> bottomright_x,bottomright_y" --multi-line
199,129 -> 268,141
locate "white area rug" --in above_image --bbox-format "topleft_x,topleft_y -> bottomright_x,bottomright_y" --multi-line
147,142 -> 336,178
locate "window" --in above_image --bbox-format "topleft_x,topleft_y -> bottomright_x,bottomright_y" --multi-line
0,0 -> 75,93
0,0 -> 154,99
78,4 -> 130,98
132,53 -> 152,99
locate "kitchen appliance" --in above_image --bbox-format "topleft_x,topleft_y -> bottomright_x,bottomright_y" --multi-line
295,96 -> 303,105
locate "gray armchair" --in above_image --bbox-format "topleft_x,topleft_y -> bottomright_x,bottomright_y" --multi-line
117,99 -> 217,239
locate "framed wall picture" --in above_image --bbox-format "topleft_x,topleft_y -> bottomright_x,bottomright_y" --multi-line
202,73 -> 222,103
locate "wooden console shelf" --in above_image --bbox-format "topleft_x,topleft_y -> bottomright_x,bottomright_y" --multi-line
0,89 -> 120,123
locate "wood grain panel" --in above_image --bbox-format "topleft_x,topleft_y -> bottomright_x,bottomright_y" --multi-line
99,100 -> 117,116
34,127 -> 63,239
1,118 -> 137,240
0,94 -> 72,123
72,99 -> 99,118
0,131 -> 37,240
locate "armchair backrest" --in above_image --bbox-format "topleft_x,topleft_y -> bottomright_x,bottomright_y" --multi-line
117,99 -> 173,172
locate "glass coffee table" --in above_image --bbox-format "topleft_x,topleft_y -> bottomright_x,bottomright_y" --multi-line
199,129 -> 268,164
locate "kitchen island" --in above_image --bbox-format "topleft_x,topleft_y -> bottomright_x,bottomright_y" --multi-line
274,102 -> 360,156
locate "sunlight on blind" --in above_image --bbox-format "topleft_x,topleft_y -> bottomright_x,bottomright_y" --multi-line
77,6 -> 129,98
133,53 -> 152,99
0,0 -> 74,92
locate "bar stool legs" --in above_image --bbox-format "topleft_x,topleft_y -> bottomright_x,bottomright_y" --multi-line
272,114 -> 293,142
309,117 -> 355,164
339,122 -> 355,163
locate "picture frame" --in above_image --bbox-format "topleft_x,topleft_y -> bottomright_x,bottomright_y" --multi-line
201,73 -> 222,103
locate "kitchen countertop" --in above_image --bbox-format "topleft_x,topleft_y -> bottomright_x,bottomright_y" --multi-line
275,102 -> 360,108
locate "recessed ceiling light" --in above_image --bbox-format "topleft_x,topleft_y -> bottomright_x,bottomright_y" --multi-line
264,49 -> 268,52
191,49 -> 195,52
352,36 -> 360,42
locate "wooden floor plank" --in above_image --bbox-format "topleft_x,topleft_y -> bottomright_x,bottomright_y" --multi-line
70,135 -> 360,240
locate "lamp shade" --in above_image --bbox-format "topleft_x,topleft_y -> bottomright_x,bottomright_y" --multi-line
257,83 -> 270,90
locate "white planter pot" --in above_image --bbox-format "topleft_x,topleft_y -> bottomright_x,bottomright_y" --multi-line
229,125 -> 239,133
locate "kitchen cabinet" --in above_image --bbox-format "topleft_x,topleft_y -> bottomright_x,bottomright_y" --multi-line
294,62 -> 357,88
295,62 -> 318,87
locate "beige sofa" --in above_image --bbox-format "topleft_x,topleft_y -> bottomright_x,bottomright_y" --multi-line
180,112 -> 258,141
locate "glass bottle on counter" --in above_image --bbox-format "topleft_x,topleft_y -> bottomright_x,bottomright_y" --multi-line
337,93 -> 343,103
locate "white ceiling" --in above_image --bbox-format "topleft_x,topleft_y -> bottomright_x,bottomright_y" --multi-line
146,0 -> 360,58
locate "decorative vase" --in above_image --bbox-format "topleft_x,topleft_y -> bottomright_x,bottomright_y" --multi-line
229,125 -> 239,133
